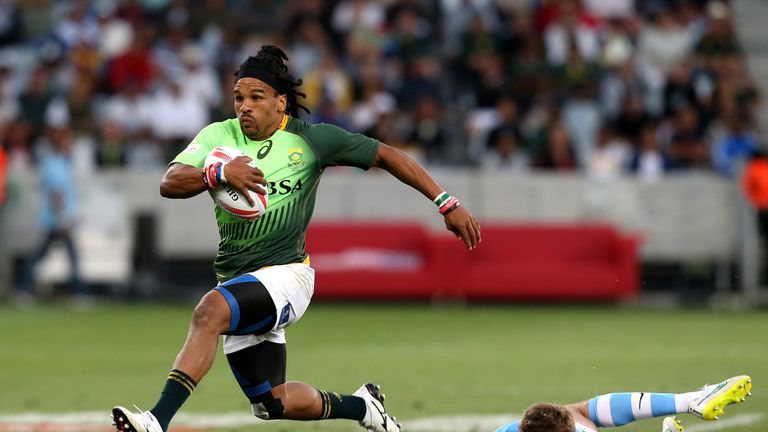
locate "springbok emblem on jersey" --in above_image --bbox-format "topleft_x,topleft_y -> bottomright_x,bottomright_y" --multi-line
288,148 -> 305,171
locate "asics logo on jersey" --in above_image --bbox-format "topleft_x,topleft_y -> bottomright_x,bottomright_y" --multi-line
257,140 -> 273,159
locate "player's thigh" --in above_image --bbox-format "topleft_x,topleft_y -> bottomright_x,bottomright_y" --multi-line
214,274 -> 278,336
250,263 -> 315,331
219,263 -> 314,353
226,341 -> 287,402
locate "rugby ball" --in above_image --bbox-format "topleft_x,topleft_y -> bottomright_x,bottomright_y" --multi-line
204,146 -> 268,220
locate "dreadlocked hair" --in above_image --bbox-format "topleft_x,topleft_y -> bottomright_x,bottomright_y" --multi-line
235,45 -> 310,117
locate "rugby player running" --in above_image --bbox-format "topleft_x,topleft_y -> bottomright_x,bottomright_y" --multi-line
111,45 -> 480,432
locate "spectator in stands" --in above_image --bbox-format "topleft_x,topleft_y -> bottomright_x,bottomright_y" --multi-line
520,96 -> 559,160
96,2 -> 134,59
662,61 -> 714,126
586,123 -> 630,181
287,16 -> 332,78
506,26 -> 549,112
534,121 -> 578,171
45,75 -> 96,139
348,63 -> 396,133
178,44 -> 221,113
482,126 -> 529,173
115,0 -> 152,30
486,96 -> 522,152
630,121 -> 669,182
301,48 -> 354,114
151,25 -> 190,80
561,70 -> 601,168
145,77 -> 209,159
17,126 -> 87,303
0,1 -> 22,47
17,64 -> 55,136
108,26 -> 155,93
0,63 -> 18,124
637,5 -> 695,75
711,115 -> 758,177
332,0 -> 386,36
613,93 -> 650,147
440,0 -> 502,57
599,38 -> 640,121
715,54 -> 760,126
18,0 -> 54,42
408,95 -> 448,165
95,119 -> 128,169
695,1 -> 742,68
385,3 -> 434,67
458,13 -> 502,87
667,105 -> 710,170
55,0 -> 101,50
102,80 -> 153,140
542,0 -> 600,66
397,55 -> 441,112
4,120 -> 34,171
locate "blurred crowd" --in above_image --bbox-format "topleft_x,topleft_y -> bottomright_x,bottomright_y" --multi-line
0,0 -> 763,181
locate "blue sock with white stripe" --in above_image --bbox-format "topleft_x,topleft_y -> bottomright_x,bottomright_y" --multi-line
587,391 -> 699,427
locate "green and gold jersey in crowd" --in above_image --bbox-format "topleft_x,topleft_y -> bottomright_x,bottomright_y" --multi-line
171,115 -> 378,281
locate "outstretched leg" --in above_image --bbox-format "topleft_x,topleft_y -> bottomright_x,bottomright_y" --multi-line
575,375 -> 752,427
227,341 -> 400,432
113,289 -> 231,432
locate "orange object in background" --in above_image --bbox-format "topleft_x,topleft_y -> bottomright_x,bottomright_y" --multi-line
742,157 -> 768,210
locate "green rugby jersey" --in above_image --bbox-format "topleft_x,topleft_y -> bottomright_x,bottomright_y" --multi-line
171,115 -> 378,281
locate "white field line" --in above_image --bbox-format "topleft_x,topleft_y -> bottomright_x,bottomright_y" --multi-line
686,413 -> 765,432
0,412 -> 762,431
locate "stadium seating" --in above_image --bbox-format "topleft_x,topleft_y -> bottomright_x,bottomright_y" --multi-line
306,222 -> 639,301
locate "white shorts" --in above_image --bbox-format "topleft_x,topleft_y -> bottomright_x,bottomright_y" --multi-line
221,263 -> 314,355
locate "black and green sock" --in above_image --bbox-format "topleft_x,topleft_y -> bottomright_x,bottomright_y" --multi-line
317,390 -> 366,421
150,369 -> 197,431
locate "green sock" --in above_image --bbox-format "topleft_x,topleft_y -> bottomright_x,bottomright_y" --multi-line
318,390 -> 366,421
150,370 -> 197,431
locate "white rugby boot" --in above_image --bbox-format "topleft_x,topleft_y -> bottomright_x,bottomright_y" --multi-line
111,406 -> 162,432
661,416 -> 684,432
353,383 -> 401,432
688,375 -> 752,420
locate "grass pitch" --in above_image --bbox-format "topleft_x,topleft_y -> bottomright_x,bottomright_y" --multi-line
0,302 -> 765,432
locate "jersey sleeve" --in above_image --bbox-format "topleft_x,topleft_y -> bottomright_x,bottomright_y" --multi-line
170,122 -> 224,167
305,123 -> 379,170
495,421 -> 520,432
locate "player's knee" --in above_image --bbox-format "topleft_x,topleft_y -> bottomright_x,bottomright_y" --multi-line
251,396 -> 285,420
190,291 -> 230,333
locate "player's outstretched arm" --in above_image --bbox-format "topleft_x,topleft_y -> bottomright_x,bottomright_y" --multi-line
371,143 -> 481,249
160,163 -> 211,199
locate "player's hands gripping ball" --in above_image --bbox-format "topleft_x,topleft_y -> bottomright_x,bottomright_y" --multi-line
204,146 -> 268,220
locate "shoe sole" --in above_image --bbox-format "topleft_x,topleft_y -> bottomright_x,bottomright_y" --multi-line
111,407 -> 137,432
662,416 -> 684,432
698,375 -> 752,420
364,383 -> 386,404
361,383 -> 401,432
